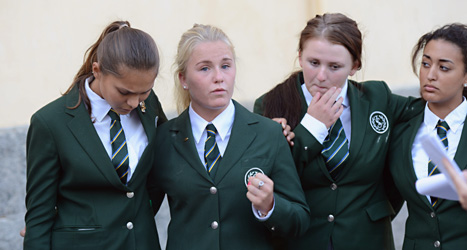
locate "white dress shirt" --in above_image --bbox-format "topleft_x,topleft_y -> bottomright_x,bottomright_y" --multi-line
300,80 -> 351,145
85,78 -> 148,183
188,100 -> 274,220
412,99 -> 467,196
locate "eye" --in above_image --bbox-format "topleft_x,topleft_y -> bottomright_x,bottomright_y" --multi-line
221,64 -> 230,69
309,60 -> 319,66
330,64 -> 341,70
421,61 -> 430,68
200,66 -> 209,72
119,90 -> 129,96
440,65 -> 450,71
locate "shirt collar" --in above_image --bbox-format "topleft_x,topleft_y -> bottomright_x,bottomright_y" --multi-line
302,79 -> 349,107
85,77 -> 112,122
424,97 -> 467,134
189,100 -> 235,144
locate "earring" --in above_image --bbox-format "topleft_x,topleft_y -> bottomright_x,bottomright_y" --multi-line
464,83 -> 467,87
183,86 -> 187,89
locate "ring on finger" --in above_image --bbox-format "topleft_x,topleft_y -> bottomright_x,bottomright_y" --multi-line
258,180 -> 264,189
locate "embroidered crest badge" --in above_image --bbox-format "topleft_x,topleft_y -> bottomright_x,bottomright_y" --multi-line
244,167 -> 264,187
369,111 -> 389,134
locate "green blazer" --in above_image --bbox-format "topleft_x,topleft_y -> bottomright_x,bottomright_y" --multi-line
388,111 -> 467,250
254,73 -> 422,250
148,101 -> 310,250
24,86 -> 167,250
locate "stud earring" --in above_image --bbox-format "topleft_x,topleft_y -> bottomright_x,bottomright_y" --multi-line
464,83 -> 467,88
183,86 -> 188,89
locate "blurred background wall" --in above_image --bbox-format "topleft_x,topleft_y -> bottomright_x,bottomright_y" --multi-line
1,0 -> 467,249
2,0 -> 467,127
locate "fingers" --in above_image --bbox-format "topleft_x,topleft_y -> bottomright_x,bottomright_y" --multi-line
307,87 -> 343,128
246,173 -> 274,213
272,118 -> 295,146
442,158 -> 467,210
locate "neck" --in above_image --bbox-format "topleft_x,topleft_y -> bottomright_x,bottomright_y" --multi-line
427,97 -> 463,119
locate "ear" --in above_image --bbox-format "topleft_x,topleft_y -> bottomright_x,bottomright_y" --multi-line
178,72 -> 187,89
349,60 -> 360,76
298,50 -> 304,68
92,62 -> 101,78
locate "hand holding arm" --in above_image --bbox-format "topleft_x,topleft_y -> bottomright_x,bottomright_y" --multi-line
272,118 -> 295,146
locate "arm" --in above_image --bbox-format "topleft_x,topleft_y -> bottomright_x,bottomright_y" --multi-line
24,113 -> 60,250
257,126 -> 310,237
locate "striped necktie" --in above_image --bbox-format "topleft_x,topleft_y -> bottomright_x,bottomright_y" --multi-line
428,120 -> 450,207
205,124 -> 222,177
321,118 -> 349,179
108,109 -> 129,184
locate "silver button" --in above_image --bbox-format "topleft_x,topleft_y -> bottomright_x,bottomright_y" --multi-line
304,146 -> 308,151
211,221 -> 219,229
430,212 -> 436,218
210,187 -> 217,194
126,192 -> 134,198
327,214 -> 334,222
270,226 -> 275,231
434,241 -> 440,248
126,222 -> 133,230
330,183 -> 337,190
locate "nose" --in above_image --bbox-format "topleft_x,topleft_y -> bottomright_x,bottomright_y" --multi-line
426,65 -> 437,81
127,95 -> 140,109
316,66 -> 327,82
213,67 -> 224,83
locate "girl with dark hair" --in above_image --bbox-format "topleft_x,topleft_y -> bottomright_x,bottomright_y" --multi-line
388,23 -> 467,249
254,13 -> 421,249
24,21 -> 167,249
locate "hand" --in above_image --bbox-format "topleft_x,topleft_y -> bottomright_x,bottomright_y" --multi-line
20,226 -> 26,237
246,173 -> 274,216
272,118 -> 295,146
442,158 -> 467,210
307,87 -> 344,128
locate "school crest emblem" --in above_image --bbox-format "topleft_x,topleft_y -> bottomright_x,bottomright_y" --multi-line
369,111 -> 389,134
244,167 -> 264,187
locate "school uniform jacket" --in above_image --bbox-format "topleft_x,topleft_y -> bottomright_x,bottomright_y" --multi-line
388,111 -> 467,250
24,86 -> 167,250
254,72 -> 422,250
147,100 -> 310,250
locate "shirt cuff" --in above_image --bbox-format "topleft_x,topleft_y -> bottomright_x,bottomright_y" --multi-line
300,113 -> 329,144
252,198 -> 275,221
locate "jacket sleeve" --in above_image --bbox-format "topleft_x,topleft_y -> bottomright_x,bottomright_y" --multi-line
24,113 -> 60,250
262,124 -> 310,237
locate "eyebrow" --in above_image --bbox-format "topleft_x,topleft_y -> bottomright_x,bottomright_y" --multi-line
117,87 -> 152,94
195,57 -> 233,66
423,54 -> 454,64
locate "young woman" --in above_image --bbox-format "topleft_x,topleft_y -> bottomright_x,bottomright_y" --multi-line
388,23 -> 467,250
147,24 -> 309,250
254,13 -> 422,249
24,21 -> 167,249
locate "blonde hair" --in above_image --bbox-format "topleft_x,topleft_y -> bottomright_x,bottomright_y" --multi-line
173,24 -> 235,113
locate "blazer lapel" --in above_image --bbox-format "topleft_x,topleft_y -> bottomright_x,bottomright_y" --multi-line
453,115 -> 467,171
337,82 -> 369,180
214,101 -> 257,183
171,110 -> 213,183
64,89 -> 126,190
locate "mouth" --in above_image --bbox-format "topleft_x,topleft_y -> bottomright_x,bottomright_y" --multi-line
212,88 -> 226,94
423,84 -> 438,92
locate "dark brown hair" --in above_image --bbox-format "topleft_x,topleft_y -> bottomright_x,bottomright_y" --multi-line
64,20 -> 160,116
262,13 -> 362,129
411,23 -> 467,98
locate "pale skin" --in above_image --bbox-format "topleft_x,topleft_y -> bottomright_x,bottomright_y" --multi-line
179,40 -> 274,215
